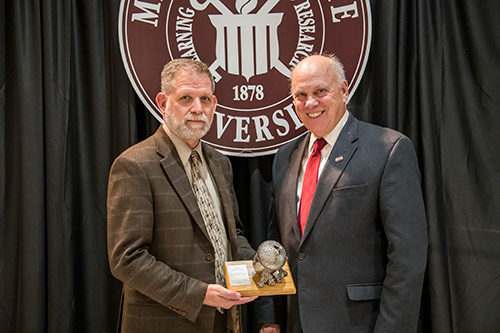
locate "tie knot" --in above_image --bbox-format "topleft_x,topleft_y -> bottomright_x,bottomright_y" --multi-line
313,138 -> 327,153
190,149 -> 200,166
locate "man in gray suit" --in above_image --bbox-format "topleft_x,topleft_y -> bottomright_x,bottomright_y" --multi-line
107,59 -> 257,332
260,54 -> 428,332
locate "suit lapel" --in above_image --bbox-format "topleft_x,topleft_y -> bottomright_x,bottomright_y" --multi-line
301,116 -> 359,240
154,127 -> 209,239
203,144 -> 240,259
203,145 -> 233,228
283,133 -> 311,243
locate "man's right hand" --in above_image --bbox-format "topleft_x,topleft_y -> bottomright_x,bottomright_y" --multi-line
203,284 -> 258,309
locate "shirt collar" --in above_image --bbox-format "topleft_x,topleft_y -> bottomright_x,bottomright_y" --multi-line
162,123 -> 204,167
307,111 -> 350,152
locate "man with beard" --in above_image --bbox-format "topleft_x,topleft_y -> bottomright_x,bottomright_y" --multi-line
107,59 -> 257,333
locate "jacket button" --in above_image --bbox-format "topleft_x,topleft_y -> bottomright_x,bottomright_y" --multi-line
205,253 -> 214,261
298,253 -> 305,260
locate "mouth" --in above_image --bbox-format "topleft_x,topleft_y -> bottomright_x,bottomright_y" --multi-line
307,111 -> 324,118
185,116 -> 208,124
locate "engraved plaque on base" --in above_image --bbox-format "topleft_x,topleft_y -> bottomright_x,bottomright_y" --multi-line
223,260 -> 296,297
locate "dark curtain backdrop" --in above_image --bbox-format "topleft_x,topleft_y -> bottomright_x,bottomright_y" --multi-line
1,1 -> 499,332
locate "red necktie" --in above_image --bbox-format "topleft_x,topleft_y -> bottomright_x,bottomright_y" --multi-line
298,138 -> 327,235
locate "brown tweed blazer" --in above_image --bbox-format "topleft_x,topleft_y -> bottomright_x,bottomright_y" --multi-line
107,126 -> 255,332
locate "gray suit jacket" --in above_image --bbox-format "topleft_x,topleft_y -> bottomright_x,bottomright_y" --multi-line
107,126 -> 255,332
266,115 -> 428,332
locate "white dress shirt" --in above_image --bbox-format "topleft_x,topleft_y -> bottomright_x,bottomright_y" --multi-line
296,111 -> 350,212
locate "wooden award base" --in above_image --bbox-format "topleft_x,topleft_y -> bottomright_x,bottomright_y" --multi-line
223,260 -> 296,297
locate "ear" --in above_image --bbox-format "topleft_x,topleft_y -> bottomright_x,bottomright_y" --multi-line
212,95 -> 218,111
156,92 -> 167,114
341,80 -> 349,103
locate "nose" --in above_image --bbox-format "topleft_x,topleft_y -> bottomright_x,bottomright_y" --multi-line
304,95 -> 318,108
190,98 -> 203,114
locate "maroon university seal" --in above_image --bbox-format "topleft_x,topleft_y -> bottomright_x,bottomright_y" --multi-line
119,0 -> 372,156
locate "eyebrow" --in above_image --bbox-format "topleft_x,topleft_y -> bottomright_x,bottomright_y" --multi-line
292,89 -> 305,97
293,84 -> 328,95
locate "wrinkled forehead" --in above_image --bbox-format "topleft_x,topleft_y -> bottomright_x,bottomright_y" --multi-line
173,71 -> 213,91
291,65 -> 337,92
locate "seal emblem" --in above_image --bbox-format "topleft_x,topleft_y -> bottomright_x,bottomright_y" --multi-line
119,0 -> 372,156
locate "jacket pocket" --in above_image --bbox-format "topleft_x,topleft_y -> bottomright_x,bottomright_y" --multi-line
331,183 -> 368,197
346,282 -> 383,301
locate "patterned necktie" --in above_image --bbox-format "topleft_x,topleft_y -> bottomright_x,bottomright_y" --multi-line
189,150 -> 228,293
298,138 -> 327,236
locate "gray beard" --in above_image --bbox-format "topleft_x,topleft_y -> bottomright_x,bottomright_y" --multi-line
164,111 -> 212,141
